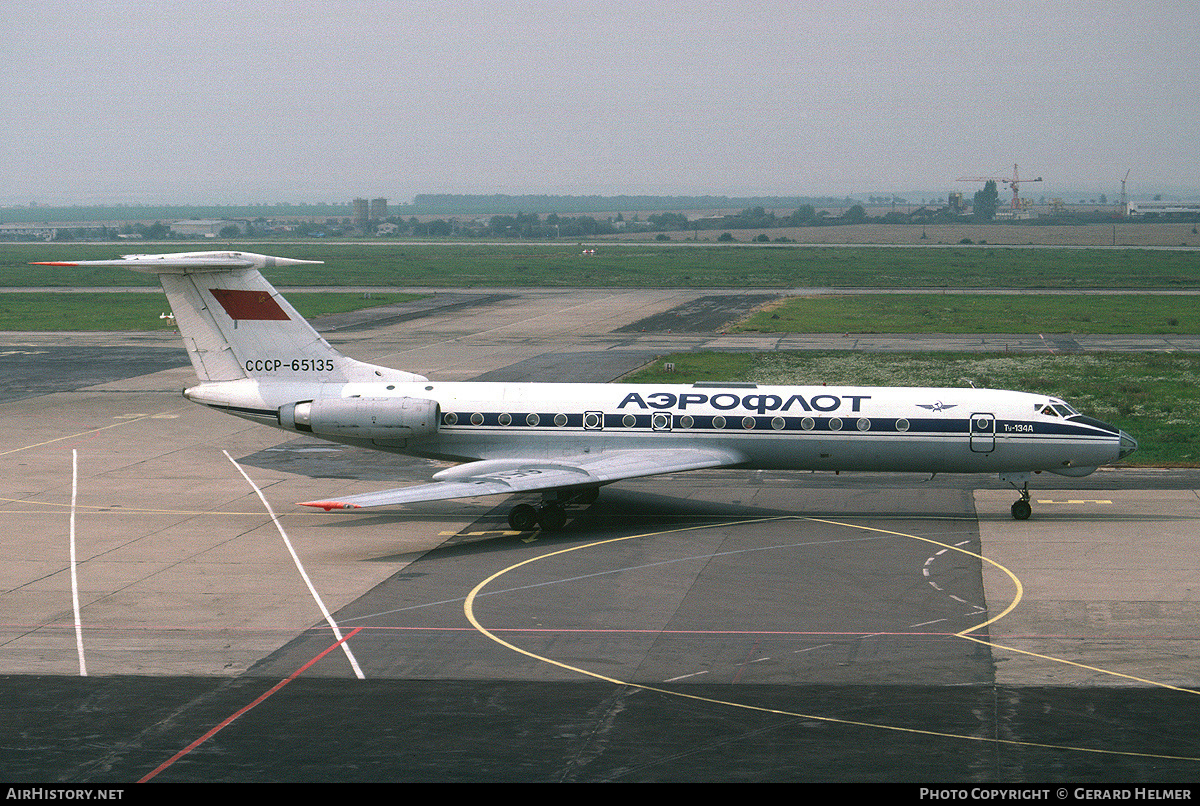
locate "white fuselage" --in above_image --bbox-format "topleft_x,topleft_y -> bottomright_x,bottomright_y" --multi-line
187,378 -> 1131,478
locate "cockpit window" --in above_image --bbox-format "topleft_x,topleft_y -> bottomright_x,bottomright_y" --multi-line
1040,402 -> 1080,418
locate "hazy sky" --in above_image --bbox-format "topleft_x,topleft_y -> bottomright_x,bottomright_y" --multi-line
3,0 -> 1197,205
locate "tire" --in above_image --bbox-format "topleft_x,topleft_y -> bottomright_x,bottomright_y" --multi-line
538,504 -> 568,532
1011,500 -> 1032,520
508,503 -> 539,531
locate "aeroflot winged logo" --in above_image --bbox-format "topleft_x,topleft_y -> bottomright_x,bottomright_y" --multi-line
209,288 -> 290,321
916,401 -> 958,412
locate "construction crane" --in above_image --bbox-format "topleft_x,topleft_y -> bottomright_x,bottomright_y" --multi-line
957,164 -> 1043,209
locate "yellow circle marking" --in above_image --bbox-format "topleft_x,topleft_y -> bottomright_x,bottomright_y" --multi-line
463,515 -> 1200,762
809,517 -> 1200,695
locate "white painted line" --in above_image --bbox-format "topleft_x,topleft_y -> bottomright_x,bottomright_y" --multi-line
70,449 -> 87,677
665,670 -> 709,682
223,451 -> 365,680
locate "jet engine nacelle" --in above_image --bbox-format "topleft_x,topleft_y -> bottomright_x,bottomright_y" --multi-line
279,397 -> 440,441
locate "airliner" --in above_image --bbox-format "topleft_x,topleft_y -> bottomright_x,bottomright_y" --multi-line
36,251 -> 1137,529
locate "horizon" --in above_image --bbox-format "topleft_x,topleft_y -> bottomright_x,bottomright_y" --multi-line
2,186 -> 1193,213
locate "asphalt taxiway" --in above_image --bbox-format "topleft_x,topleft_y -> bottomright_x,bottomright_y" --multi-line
2,288 -> 1199,782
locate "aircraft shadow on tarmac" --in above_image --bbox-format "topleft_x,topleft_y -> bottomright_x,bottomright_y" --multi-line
284,486 -> 993,568
240,441 -> 1179,552
290,488 -> 789,535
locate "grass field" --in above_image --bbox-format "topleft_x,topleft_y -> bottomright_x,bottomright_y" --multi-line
734,293 -> 1200,334
3,242 -> 1199,289
626,351 -> 1199,466
7,287 -> 1195,335
0,291 -> 421,331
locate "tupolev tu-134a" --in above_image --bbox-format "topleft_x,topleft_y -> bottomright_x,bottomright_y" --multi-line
35,251 -> 1137,530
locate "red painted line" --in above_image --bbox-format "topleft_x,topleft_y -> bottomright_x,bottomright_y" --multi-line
732,639 -> 761,684
138,626 -> 363,783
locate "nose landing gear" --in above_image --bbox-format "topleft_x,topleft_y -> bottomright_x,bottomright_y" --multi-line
1000,471 -> 1033,520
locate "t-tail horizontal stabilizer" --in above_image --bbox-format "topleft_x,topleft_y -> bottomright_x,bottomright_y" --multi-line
33,251 -> 324,273
34,251 -> 426,386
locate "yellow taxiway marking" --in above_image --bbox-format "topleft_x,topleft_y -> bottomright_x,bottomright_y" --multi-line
0,497 -> 266,517
463,515 -> 1200,763
1036,499 -> 1112,505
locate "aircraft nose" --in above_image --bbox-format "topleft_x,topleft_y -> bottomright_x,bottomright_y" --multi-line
1118,430 -> 1138,460
1074,414 -> 1137,461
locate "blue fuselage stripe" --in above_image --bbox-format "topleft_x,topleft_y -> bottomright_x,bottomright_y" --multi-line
438,412 -> 1116,439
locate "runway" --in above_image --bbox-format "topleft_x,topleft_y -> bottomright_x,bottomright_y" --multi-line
2,288 -> 1199,782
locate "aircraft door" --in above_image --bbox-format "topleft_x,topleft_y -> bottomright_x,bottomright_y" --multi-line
970,413 -> 996,453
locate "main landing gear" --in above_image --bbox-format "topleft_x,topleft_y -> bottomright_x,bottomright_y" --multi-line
1001,472 -> 1033,520
507,502 -> 564,532
506,486 -> 600,532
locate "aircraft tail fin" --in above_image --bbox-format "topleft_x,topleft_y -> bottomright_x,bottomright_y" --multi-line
34,251 -> 426,385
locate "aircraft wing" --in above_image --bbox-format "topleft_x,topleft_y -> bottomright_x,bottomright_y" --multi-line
299,447 -> 743,510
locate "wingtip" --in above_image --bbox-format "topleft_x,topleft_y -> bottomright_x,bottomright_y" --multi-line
30,261 -> 79,266
300,500 -> 360,511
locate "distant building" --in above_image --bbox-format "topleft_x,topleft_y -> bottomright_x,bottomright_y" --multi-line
1126,200 -> 1200,217
994,208 -> 1035,221
0,223 -> 57,240
170,219 -> 244,237
370,198 -> 388,219
353,198 -> 369,227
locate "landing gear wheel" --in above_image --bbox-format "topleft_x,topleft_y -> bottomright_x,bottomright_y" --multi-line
508,503 -> 539,531
537,503 -> 568,532
1011,499 -> 1032,520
